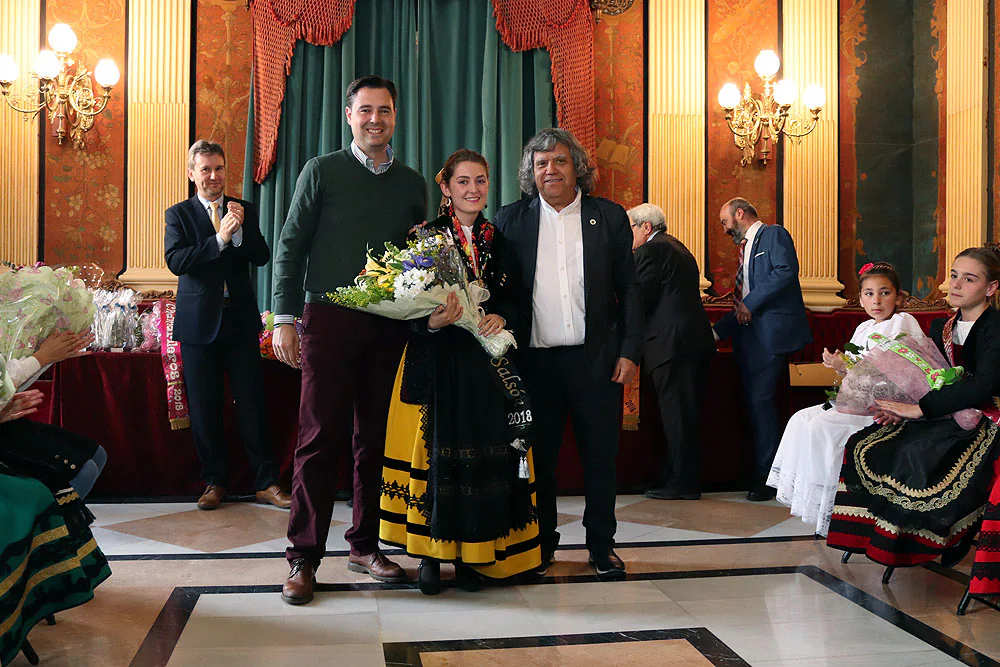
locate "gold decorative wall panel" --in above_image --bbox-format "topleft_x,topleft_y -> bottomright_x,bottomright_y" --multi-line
121,0 -> 191,291
943,0 -> 987,291
0,0 -> 40,266
647,0 -> 708,293
782,0 -> 843,310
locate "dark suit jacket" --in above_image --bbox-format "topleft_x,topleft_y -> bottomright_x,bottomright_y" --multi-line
634,233 -> 715,369
921,307 -> 1000,419
494,194 -> 643,383
164,195 -> 270,344
713,223 -> 812,356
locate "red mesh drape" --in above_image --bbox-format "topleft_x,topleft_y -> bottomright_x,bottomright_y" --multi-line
492,0 -> 596,156
251,0 -> 356,183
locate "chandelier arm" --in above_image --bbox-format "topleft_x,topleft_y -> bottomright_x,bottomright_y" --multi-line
725,114 -> 760,139
66,88 -> 111,118
0,93 -> 47,117
780,112 -> 820,138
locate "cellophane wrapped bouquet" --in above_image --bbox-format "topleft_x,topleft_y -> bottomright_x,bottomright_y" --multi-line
0,264 -> 96,367
836,331 -> 981,429
328,228 -> 516,358
91,287 -> 140,350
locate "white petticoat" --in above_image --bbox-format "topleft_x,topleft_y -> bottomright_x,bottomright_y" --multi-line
766,404 -> 873,536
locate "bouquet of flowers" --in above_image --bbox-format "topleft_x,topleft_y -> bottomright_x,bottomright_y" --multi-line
0,355 -> 14,406
328,229 -> 516,359
836,331 -> 981,429
0,264 -> 96,362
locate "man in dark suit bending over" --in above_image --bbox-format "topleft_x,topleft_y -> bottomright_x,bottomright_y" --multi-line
495,128 -> 643,580
164,140 -> 290,511
712,197 -> 811,502
628,203 -> 715,501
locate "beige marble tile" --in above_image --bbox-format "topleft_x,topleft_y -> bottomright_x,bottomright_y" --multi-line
419,640 -> 713,666
615,498 -> 793,537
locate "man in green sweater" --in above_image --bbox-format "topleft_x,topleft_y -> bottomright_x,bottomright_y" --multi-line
271,76 -> 427,605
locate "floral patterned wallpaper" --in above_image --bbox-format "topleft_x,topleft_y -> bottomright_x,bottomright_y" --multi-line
43,0 -> 126,275
590,1 -> 644,213
195,0 -> 253,201
705,0 -> 780,295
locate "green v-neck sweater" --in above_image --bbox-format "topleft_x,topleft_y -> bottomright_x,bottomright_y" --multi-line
271,148 -> 427,316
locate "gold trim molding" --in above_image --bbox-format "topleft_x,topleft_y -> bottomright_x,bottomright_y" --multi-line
0,0 -> 40,266
647,0 -> 708,294
120,0 -> 190,292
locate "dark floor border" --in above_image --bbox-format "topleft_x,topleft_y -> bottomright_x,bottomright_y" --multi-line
381,627 -> 750,667
105,535 -> 818,562
127,564 -> 997,667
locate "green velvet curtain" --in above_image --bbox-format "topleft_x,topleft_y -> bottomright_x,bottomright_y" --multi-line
244,0 -> 419,314
417,0 -> 553,214
244,0 -> 555,312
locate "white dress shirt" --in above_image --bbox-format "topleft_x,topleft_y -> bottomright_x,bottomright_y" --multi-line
530,190 -> 586,348
740,220 -> 765,299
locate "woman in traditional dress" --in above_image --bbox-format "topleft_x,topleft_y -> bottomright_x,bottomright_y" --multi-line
0,330 -> 107,502
379,149 -> 540,595
827,247 -> 1000,568
768,262 -> 926,536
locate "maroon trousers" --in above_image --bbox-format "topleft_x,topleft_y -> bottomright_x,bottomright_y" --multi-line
285,303 -> 406,566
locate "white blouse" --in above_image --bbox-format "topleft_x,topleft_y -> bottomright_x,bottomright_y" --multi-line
848,311 -> 926,353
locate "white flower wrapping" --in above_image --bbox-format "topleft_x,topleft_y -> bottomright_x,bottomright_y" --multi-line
363,280 -> 516,359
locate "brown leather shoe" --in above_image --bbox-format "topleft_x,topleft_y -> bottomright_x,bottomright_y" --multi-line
281,558 -> 315,605
197,485 -> 225,510
255,484 -> 292,509
347,551 -> 406,582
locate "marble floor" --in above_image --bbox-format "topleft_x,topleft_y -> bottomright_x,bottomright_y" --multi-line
9,493 -> 1000,666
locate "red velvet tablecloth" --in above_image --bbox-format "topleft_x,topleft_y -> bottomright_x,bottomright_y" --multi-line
49,308 -> 950,499
50,349 -> 752,498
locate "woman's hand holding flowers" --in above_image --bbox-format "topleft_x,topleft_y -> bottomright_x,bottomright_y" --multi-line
478,314 -> 505,337
34,330 -> 94,367
822,347 -> 848,375
874,399 -> 923,424
428,292 -> 463,330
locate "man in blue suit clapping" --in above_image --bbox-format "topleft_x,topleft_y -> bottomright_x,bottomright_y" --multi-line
713,198 -> 812,501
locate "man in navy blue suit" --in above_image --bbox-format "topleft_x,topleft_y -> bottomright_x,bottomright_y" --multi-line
712,197 -> 811,501
164,140 -> 290,511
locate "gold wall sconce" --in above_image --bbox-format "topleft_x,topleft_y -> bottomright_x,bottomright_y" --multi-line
0,24 -> 120,150
717,49 -> 825,166
590,0 -> 635,22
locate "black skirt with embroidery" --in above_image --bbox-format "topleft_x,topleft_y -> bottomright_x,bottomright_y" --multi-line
827,416 -> 1000,566
402,325 -> 534,544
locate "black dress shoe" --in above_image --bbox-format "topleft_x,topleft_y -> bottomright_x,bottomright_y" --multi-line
588,547 -> 626,580
746,482 -> 776,502
534,534 -> 560,577
418,559 -> 441,596
455,564 -> 482,592
645,486 -> 701,501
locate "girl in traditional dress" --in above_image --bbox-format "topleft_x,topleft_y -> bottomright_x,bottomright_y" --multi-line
827,247 -> 1000,568
379,149 -> 540,595
768,262 -> 925,536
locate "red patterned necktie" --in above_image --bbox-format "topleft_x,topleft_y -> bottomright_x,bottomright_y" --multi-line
733,238 -> 747,308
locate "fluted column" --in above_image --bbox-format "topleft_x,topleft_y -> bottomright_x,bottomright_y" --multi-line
648,0 -> 708,293
0,0 -> 41,266
782,0 -> 843,311
942,0 -> 987,291
120,0 -> 191,292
